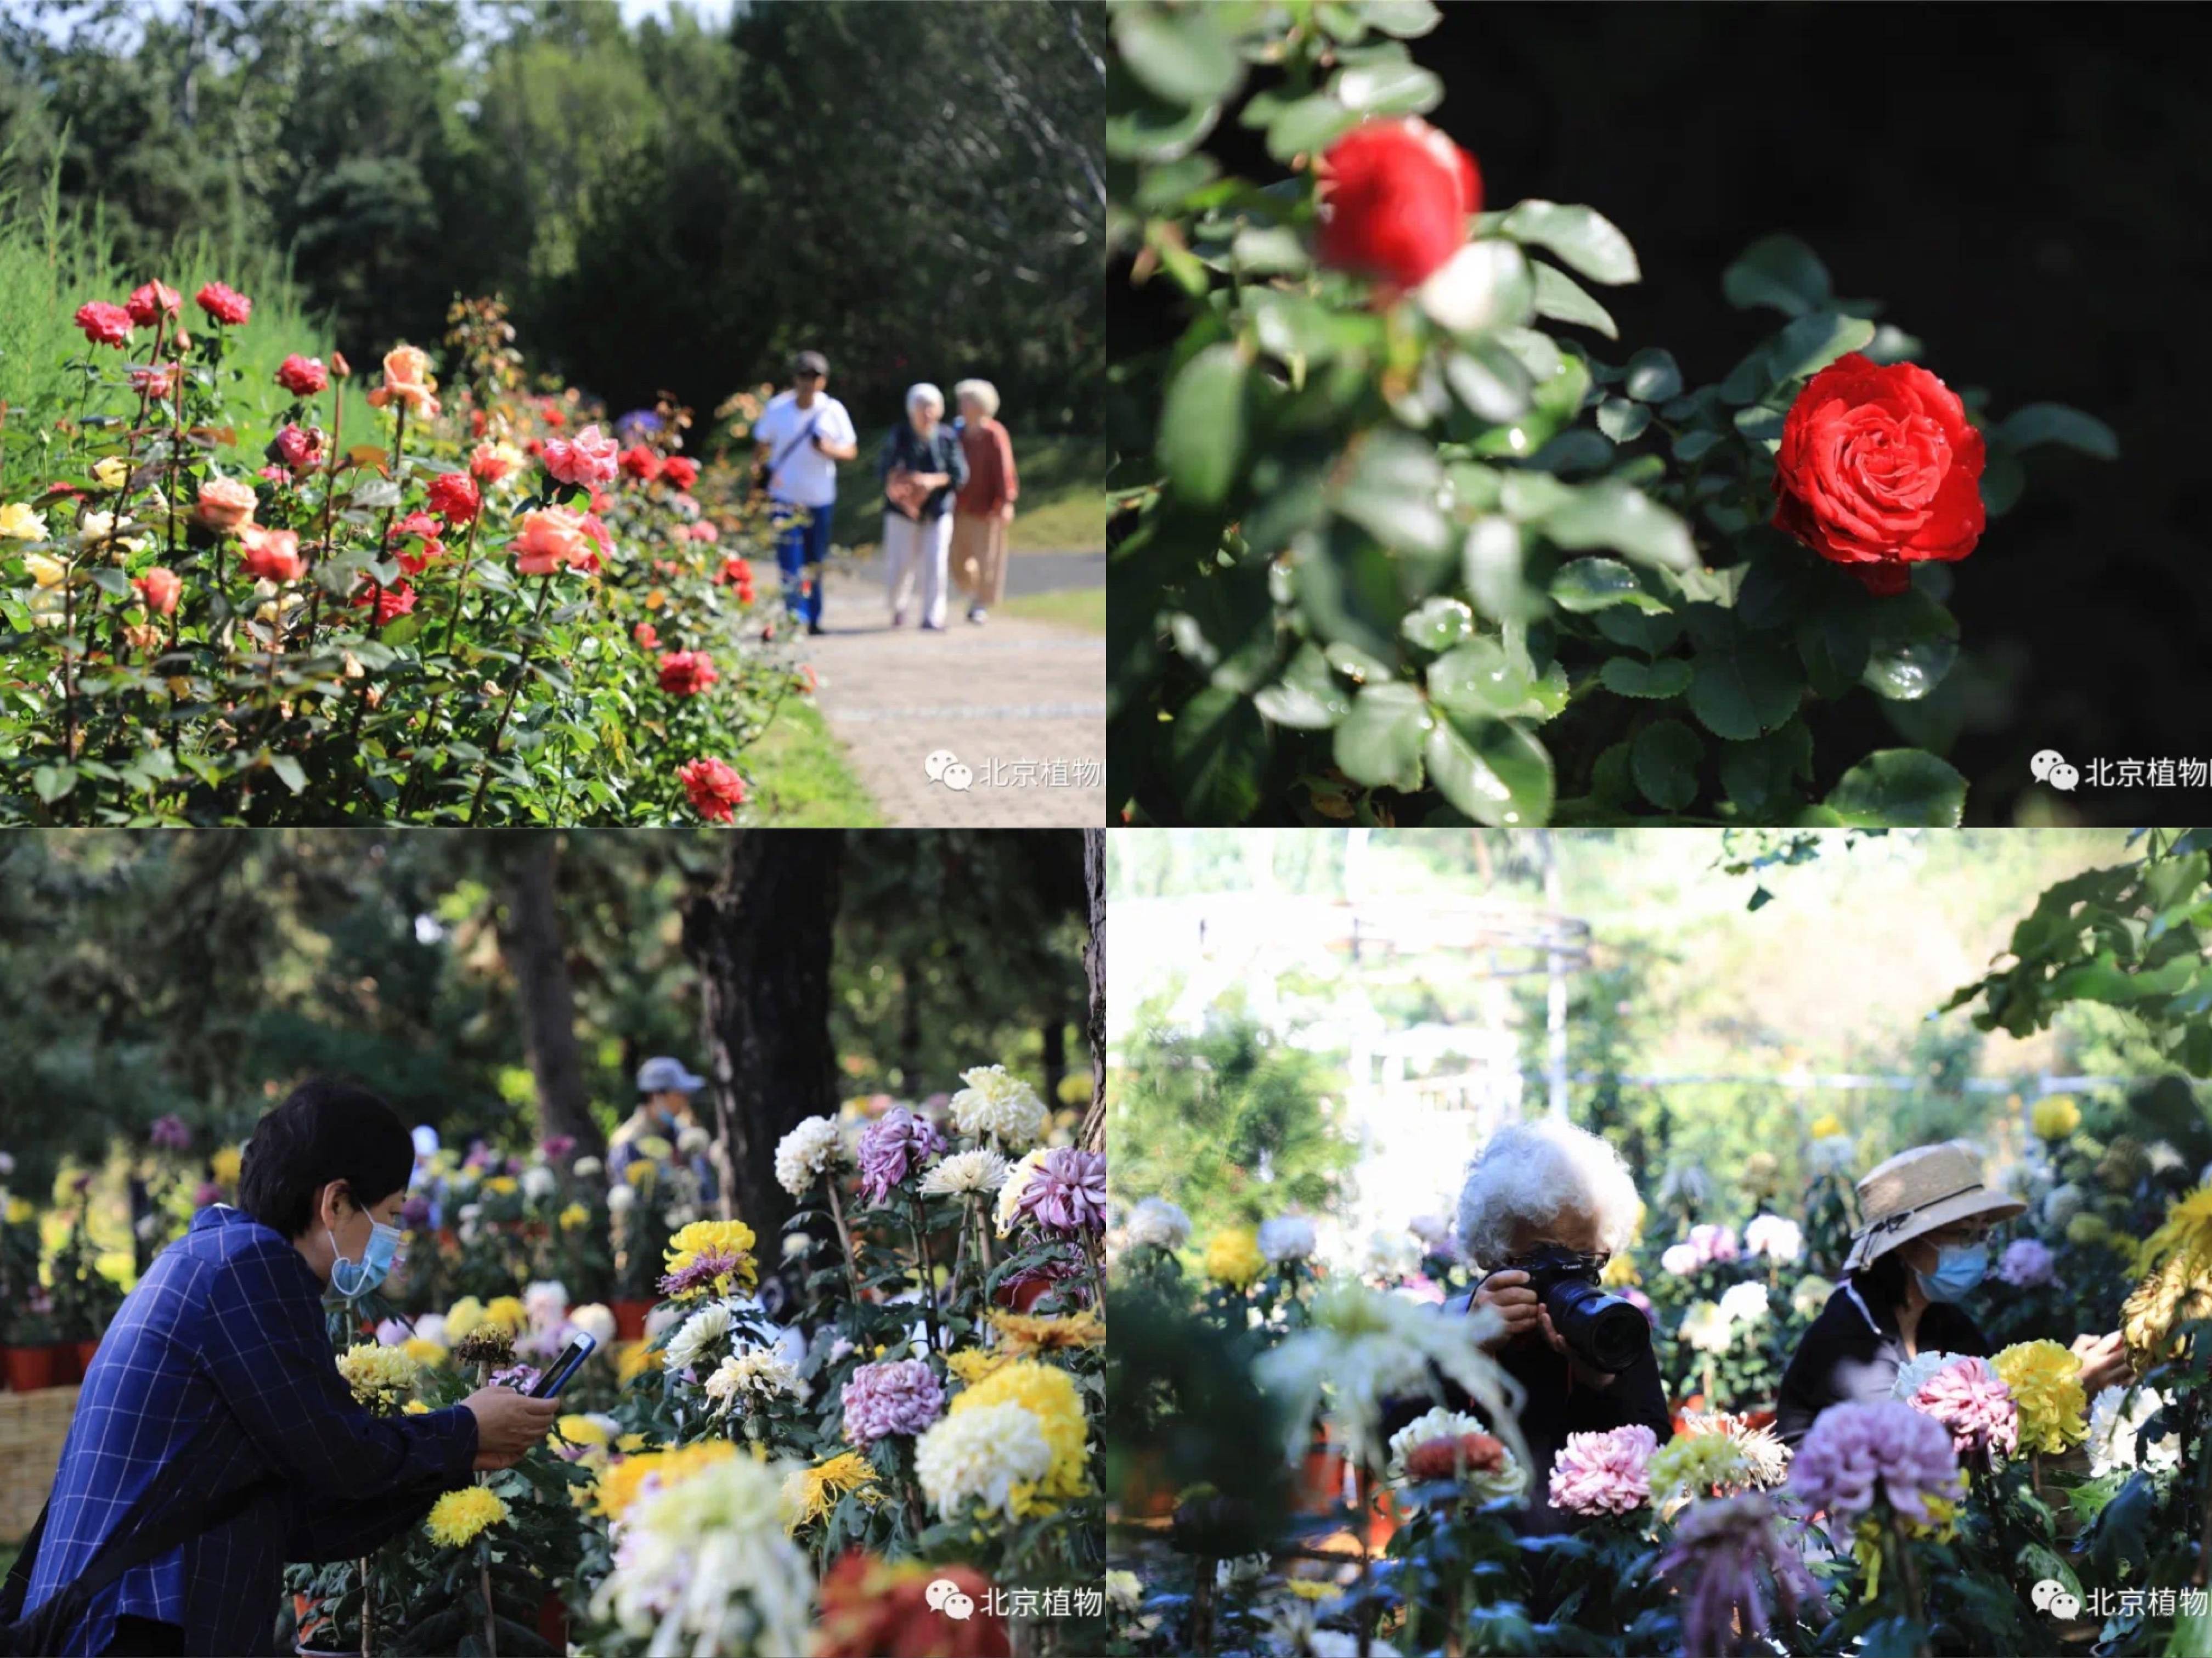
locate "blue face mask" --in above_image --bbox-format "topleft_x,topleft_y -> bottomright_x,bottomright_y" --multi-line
329,1215 -> 404,1300
1915,1240 -> 1987,1304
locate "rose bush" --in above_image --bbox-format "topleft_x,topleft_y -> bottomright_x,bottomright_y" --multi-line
1,290 -> 809,825
1108,0 -> 2118,827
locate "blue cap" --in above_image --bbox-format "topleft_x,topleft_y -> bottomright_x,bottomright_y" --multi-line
637,1056 -> 706,1095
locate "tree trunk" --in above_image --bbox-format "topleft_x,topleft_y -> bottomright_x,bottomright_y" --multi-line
494,832 -> 603,1157
681,831 -> 845,1239
1080,827 -> 1106,1153
1041,1016 -> 1066,1113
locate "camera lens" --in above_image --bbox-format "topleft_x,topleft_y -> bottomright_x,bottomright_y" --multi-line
1542,1278 -> 1651,1374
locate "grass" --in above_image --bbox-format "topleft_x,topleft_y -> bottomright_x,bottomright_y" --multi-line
993,586 -> 1103,634
828,430 -> 1105,555
743,695 -> 883,826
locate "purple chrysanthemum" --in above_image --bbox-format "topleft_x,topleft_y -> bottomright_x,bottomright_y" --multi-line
149,1114 -> 191,1151
1659,1493 -> 1825,1657
1015,1148 -> 1108,1237
841,1359 -> 946,1443
1909,1357 -> 2019,1460
857,1108 -> 945,1205
658,1249 -> 743,1299
1787,1400 -> 1962,1522
490,1362 -> 542,1394
1997,1238 -> 2055,1289
400,1194 -> 433,1229
541,1133 -> 577,1161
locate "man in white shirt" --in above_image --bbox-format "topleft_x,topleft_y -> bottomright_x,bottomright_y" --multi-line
751,350 -> 859,635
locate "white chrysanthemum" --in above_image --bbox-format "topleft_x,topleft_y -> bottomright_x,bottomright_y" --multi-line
1717,1281 -> 1769,1328
1660,1243 -> 1701,1277
569,1304 -> 616,1345
1790,1275 -> 1833,1322
590,1453 -> 813,1658
1889,1350 -> 1967,1402
703,1346 -> 808,1414
2042,1182 -> 2085,1229
995,1149 -> 1049,1238
1381,1404 -> 1529,1502
1358,1229 -> 1421,1283
2088,1384 -> 2182,1478
1743,1214 -> 1803,1263
572,1155 -> 603,1179
772,1116 -> 846,1198
521,1166 -> 558,1202
524,1280 -> 568,1329
1104,1570 -> 1143,1614
1807,1135 -> 1857,1177
665,1302 -> 734,1375
1310,1633 -> 1401,1658
948,1065 -> 1049,1148
413,1312 -> 449,1349
1679,1300 -> 1736,1354
607,1183 -> 637,1214
913,1401 -> 1052,1519
921,1148 -> 1009,1197
1259,1215 -> 1318,1263
1124,1197 -> 1191,1250
2147,1141 -> 2185,1175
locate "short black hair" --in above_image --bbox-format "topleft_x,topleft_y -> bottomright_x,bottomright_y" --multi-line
1852,1248 -> 1913,1321
239,1079 -> 415,1239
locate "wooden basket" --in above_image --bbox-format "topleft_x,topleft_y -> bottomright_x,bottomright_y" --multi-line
0,1383 -> 80,1543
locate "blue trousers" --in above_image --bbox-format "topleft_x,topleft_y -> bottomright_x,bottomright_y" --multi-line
773,500 -> 835,626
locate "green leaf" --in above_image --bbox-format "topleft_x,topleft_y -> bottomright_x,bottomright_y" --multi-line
1826,749 -> 1967,827
1401,595 -> 1476,653
1427,638 -> 1535,720
1253,644 -> 1350,730
1424,713 -> 1554,826
1630,719 -> 1702,811
1721,234 -> 1833,317
1358,0 -> 1444,36
1594,604 -> 1683,657
1334,433 -> 1449,556
1685,641 -> 1802,741
1793,604 -> 1873,698
1332,61 -> 1442,115
1672,427 -> 1724,463
1622,348 -> 1683,403
87,566 -> 131,599
1461,517 -> 1539,624
270,753 -> 308,794
1115,7 -> 1241,106
1595,397 -> 1649,443
1496,200 -> 1640,285
1446,343 -> 1533,424
1550,556 -> 1668,614
1537,480 -> 1699,572
1765,311 -> 1878,386
1333,681 -> 1430,792
1860,634 -> 1957,702
1167,687 -> 1267,821
1531,263 -> 1617,339
1266,95 -> 1358,162
1157,343 -> 1249,507
32,764 -> 76,803
1598,657 -> 1691,699
1993,403 -> 2119,460
1719,721 -> 1812,817
378,613 -> 426,650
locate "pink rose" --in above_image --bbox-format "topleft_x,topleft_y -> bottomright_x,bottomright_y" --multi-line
195,477 -> 259,533
541,424 -> 620,488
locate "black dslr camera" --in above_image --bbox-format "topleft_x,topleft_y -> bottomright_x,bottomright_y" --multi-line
1513,1245 -> 1650,1374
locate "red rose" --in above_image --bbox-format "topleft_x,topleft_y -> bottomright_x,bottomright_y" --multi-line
238,526 -> 304,582
618,444 -> 663,483
633,623 -> 659,650
272,425 -> 324,472
353,580 -> 417,626
1316,117 -> 1482,292
678,756 -> 747,822
715,555 -> 753,588
275,354 -> 329,396
390,511 -> 444,574
1771,353 -> 1986,596
426,471 -> 481,524
194,281 -> 253,326
467,443 -> 515,486
125,281 -> 180,326
133,567 -> 182,617
658,650 -> 720,697
129,363 -> 179,400
661,454 -> 699,490
74,302 -> 133,348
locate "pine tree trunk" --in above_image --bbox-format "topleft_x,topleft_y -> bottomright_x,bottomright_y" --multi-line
494,832 -> 604,1157
680,831 -> 845,1239
1080,827 -> 1107,1153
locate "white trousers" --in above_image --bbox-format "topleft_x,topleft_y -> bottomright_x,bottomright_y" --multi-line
883,511 -> 951,628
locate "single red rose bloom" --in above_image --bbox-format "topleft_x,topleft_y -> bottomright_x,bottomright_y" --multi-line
275,354 -> 329,396
633,622 -> 659,650
353,580 -> 417,626
133,567 -> 182,617
1771,352 -> 1986,596
661,454 -> 699,490
194,281 -> 253,326
618,444 -> 663,482
658,650 -> 720,697
125,281 -> 180,326
75,302 -> 133,348
678,756 -> 747,822
715,555 -> 753,587
1316,117 -> 1482,292
426,471 -> 481,523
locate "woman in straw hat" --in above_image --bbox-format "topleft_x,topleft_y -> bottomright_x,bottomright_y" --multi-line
1774,1140 -> 2131,1446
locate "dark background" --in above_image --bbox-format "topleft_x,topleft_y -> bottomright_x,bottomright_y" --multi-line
1113,3 -> 2210,825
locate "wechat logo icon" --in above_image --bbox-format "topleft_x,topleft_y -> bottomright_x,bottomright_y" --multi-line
2032,1577 -> 2081,1620
926,1577 -> 977,1621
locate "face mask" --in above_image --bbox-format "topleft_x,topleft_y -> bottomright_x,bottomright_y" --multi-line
329,1214 -> 404,1300
1915,1240 -> 1987,1304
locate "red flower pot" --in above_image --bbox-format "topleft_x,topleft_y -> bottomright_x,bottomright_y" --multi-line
75,1338 -> 101,1378
3,1344 -> 55,1392
49,1341 -> 83,1385
991,1277 -> 1052,1314
610,1298 -> 653,1340
535,1589 -> 568,1648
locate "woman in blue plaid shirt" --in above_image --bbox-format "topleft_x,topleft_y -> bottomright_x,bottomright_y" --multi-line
15,1081 -> 558,1656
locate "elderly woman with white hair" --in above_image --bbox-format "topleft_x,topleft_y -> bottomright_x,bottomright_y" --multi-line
877,382 -> 969,630
950,379 -> 1019,624
1384,1116 -> 1673,1534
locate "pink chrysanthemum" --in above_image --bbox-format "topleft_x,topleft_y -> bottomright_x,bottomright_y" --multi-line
1548,1423 -> 1658,1516
841,1359 -> 945,1443
1909,1357 -> 2019,1460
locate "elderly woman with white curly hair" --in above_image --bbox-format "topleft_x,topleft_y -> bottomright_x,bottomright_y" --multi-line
1385,1116 -> 1673,1533
877,382 -> 969,630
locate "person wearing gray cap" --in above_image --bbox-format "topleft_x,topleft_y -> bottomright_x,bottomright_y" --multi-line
751,350 -> 857,636
607,1056 -> 718,1202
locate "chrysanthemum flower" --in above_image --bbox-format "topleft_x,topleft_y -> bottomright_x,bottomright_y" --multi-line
425,1485 -> 509,1548
947,1065 -> 1048,1148
1549,1424 -> 1657,1515
1992,1340 -> 2088,1453
772,1115 -> 845,1198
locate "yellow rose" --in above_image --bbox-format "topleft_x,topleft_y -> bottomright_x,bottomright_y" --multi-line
25,553 -> 65,588
0,503 -> 48,540
93,458 -> 129,489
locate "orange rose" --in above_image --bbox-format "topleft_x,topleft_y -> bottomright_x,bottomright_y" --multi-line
239,525 -> 305,583
195,477 -> 258,533
365,345 -> 441,418
510,506 -> 590,576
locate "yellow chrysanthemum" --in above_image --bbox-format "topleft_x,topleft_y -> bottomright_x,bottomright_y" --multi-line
558,1201 -> 590,1232
988,1307 -> 1106,1355
944,1348 -> 1009,1388
663,1218 -> 759,1294
1205,1226 -> 1267,1290
1850,1493 -> 1959,1600
2136,1185 -> 2212,1279
555,1414 -> 610,1448
4,1197 -> 31,1226
1646,1433 -> 1752,1510
335,1344 -> 420,1414
425,1485 -> 509,1548
482,1296 -> 528,1336
591,1441 -> 737,1521
2032,1096 -> 2081,1141
402,1400 -> 430,1415
445,1296 -> 487,1339
210,1147 -> 242,1187
947,1360 -> 1089,1518
401,1337 -> 448,1368
614,1340 -> 657,1385
2123,1252 -> 2212,1363
617,1432 -> 650,1453
2066,1212 -> 2111,1247
483,1175 -> 519,1195
781,1450 -> 884,1532
625,1159 -> 659,1189
24,552 -> 65,588
1600,1251 -> 1640,1289
1808,1113 -> 1843,1140
1993,1340 -> 2088,1453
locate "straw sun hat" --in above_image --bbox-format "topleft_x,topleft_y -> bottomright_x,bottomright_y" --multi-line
1842,1140 -> 2027,1273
